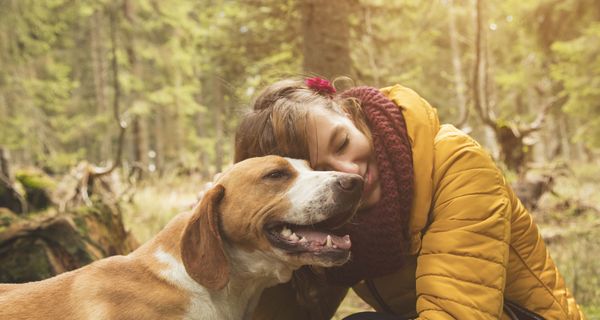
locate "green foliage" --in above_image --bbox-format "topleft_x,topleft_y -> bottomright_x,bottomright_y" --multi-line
0,237 -> 57,283
15,169 -> 55,191
551,23 -> 600,148
546,219 -> 600,308
0,0 -> 597,175
14,168 -> 55,211
582,305 -> 600,319
350,0 -> 453,118
0,208 -> 18,230
0,0 -> 304,174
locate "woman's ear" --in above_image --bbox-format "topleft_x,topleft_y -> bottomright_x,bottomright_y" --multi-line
181,184 -> 229,290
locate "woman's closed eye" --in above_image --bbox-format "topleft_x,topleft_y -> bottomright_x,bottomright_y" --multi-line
336,133 -> 349,154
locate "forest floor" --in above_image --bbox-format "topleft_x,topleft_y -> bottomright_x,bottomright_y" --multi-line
122,163 -> 600,319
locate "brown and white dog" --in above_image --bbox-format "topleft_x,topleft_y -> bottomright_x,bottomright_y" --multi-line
0,155 -> 363,320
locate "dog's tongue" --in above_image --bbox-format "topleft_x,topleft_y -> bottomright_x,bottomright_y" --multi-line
294,229 -> 351,250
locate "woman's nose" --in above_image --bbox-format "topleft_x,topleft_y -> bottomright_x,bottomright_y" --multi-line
330,159 -> 360,175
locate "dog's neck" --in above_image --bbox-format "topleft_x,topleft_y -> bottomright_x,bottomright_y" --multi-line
214,246 -> 297,319
133,212 -> 296,319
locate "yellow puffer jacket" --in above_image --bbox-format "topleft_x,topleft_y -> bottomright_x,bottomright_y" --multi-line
252,85 -> 585,320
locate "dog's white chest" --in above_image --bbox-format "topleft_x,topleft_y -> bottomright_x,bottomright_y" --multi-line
154,249 -> 247,320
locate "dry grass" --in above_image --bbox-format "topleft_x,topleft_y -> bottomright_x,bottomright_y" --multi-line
122,173 -> 200,243
333,290 -> 374,319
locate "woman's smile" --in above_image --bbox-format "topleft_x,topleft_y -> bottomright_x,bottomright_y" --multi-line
307,107 -> 381,209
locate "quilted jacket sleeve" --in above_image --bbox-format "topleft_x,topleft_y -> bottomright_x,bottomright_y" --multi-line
416,127 -> 512,319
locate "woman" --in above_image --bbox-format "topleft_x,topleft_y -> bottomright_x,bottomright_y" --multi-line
234,77 -> 584,319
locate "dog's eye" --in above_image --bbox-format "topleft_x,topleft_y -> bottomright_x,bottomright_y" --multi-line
264,170 -> 288,180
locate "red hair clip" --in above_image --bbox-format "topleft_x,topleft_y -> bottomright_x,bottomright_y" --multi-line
305,77 -> 336,96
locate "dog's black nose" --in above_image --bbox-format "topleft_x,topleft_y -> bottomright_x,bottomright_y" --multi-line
335,174 -> 364,195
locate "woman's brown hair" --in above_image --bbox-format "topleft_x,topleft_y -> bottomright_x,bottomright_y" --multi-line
234,78 -> 371,164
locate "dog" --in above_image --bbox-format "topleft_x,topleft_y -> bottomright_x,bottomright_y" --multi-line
0,155 -> 363,320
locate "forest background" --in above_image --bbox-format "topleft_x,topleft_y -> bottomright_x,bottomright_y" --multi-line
0,0 -> 599,318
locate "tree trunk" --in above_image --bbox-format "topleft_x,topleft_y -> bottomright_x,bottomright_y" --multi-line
558,113 -> 572,160
301,0 -> 354,79
0,208 -> 137,284
105,3 -> 128,175
124,0 -> 148,177
473,0 -> 493,128
0,147 -> 10,182
497,125 -> 528,171
90,10 -> 112,163
473,0 -> 524,172
472,0 -> 555,173
195,80 -> 211,179
448,0 -> 469,127
153,111 -> 165,174
0,148 -> 26,214
131,118 -> 148,175
473,0 -> 499,157
211,75 -> 224,174
359,6 -> 381,87
0,163 -> 138,283
172,70 -> 183,168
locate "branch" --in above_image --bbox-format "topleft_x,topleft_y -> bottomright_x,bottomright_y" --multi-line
448,0 -> 469,128
472,0 -> 496,129
0,215 -> 71,243
520,95 -> 567,136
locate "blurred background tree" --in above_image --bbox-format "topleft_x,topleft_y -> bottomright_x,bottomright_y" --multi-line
0,0 -> 599,316
1,0 -> 597,176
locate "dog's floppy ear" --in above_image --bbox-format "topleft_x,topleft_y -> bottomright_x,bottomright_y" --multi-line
181,184 -> 229,290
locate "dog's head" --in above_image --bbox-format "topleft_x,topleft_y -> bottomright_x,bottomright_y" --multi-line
181,155 -> 363,290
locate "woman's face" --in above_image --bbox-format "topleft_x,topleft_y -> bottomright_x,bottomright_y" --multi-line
307,107 -> 381,209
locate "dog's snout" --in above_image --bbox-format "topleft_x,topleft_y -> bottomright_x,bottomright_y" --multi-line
335,174 -> 364,195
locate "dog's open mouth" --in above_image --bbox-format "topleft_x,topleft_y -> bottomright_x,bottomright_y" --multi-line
265,214 -> 353,262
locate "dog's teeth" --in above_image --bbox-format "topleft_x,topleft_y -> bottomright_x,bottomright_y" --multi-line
333,244 -> 338,249
281,227 -> 292,237
299,237 -> 307,243
326,235 -> 333,247
289,233 -> 299,241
